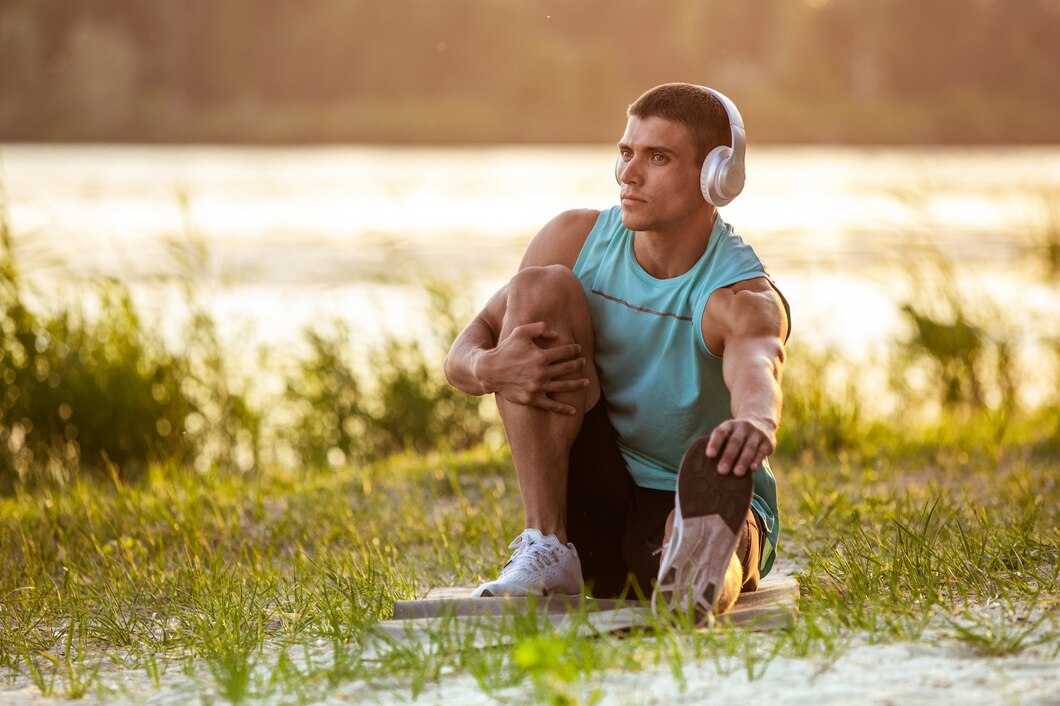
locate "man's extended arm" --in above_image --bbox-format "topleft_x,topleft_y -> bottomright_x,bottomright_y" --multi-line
703,280 -> 788,476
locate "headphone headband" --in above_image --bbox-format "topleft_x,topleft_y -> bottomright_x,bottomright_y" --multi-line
698,86 -> 746,167
697,85 -> 746,207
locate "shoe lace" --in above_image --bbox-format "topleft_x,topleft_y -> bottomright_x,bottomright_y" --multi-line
499,532 -> 560,579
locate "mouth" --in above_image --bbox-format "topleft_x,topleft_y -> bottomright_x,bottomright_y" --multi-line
620,192 -> 646,204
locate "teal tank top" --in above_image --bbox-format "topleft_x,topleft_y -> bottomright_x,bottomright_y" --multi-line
572,206 -> 787,575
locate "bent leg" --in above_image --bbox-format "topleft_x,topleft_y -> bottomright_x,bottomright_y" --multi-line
497,265 -> 600,544
568,398 -> 637,597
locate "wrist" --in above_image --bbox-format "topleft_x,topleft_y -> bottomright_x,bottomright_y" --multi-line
470,348 -> 496,395
738,413 -> 777,432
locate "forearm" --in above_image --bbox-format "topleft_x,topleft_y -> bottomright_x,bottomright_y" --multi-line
706,284 -> 788,474
724,343 -> 784,429
444,316 -> 498,396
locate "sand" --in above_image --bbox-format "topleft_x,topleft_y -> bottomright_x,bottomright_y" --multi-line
1,629 -> 1056,706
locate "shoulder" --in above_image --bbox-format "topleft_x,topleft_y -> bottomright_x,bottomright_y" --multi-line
703,278 -> 788,354
519,208 -> 601,269
711,219 -> 764,269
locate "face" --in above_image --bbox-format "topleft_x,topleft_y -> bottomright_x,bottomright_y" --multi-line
616,115 -> 707,233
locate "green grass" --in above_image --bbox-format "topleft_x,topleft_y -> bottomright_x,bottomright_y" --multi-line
2,193 -> 1058,701
0,442 -> 1056,702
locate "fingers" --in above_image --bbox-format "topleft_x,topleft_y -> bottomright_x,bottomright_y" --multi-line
531,395 -> 578,416
731,439 -> 764,477
499,322 -> 590,414
522,326 -> 589,386
706,422 -> 774,476
525,334 -> 588,386
548,355 -> 587,377
518,321 -> 557,341
542,343 -> 583,363
705,425 -> 730,459
715,430 -> 746,475
543,377 -> 590,393
515,324 -> 582,360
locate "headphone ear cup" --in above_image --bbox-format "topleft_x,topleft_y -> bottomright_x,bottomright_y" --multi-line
700,145 -> 731,206
701,144 -> 745,207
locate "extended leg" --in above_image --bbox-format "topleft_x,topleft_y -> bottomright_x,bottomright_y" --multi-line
653,437 -> 754,626
715,554 -> 744,615
659,504 -> 760,617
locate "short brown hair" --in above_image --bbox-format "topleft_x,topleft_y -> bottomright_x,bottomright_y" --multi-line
627,83 -> 731,163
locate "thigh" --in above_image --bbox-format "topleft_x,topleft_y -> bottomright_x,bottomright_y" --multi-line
566,399 -> 634,598
737,509 -> 765,592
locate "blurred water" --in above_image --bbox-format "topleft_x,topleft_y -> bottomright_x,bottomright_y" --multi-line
2,144 -> 1057,358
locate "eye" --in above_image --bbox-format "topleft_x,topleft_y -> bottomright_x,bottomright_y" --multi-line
619,149 -> 633,161
651,153 -> 668,164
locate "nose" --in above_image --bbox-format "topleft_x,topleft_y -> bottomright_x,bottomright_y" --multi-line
617,155 -> 642,185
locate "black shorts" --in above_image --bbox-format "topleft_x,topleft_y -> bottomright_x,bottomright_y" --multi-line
566,400 -> 763,599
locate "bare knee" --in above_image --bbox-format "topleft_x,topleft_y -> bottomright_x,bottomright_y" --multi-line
506,265 -> 586,320
502,265 -> 598,408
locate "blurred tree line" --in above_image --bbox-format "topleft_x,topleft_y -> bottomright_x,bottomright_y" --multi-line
1,0 -> 1058,144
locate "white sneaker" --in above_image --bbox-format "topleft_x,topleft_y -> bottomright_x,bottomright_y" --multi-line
472,529 -> 584,598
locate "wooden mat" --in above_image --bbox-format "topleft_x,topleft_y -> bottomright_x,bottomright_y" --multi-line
381,566 -> 799,636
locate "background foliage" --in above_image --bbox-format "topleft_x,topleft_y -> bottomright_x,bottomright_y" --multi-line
2,209 -> 1057,493
0,219 -> 494,492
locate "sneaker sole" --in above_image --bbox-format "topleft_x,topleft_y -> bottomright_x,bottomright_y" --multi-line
474,587 -> 582,598
473,584 -> 537,598
653,436 -> 754,627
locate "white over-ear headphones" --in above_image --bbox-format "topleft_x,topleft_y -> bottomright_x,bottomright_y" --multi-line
698,86 -> 746,207
616,85 -> 746,208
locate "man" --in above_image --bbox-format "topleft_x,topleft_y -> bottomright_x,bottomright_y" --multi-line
444,83 -> 789,625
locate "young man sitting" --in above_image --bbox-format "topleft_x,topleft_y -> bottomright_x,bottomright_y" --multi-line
444,83 -> 789,625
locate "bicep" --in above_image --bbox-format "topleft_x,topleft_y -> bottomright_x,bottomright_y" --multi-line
710,283 -> 787,378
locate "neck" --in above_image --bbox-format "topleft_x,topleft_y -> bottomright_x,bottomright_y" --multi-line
633,208 -> 718,279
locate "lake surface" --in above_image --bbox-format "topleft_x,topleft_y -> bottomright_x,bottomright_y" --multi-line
2,144 -> 1057,362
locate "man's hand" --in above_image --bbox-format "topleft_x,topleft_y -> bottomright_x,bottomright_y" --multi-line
475,321 -> 590,415
705,417 -> 777,476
